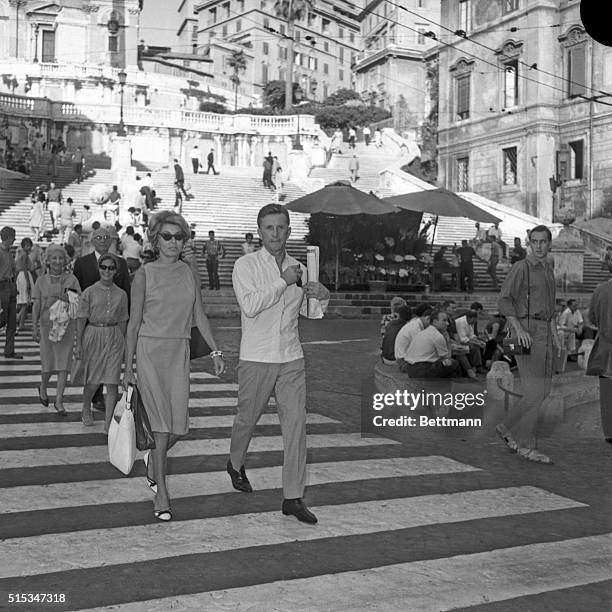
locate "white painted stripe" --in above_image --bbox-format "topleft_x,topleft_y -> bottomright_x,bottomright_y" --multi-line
0,371 -> 218,383
302,339 -> 370,345
85,533 -> 611,612
0,413 -> 337,438
0,434 -> 397,469
0,383 -> 238,398
0,457 -> 479,514
0,397 -> 240,415
0,488 -> 586,580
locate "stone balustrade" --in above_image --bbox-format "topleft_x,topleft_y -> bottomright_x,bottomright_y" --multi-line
1,92 -> 318,137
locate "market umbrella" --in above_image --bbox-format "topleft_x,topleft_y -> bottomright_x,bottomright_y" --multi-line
0,168 -> 28,180
383,187 -> 501,223
285,181 -> 399,289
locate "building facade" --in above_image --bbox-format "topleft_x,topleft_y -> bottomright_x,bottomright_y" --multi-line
353,0 -> 439,125
437,0 -> 612,222
194,0 -> 362,102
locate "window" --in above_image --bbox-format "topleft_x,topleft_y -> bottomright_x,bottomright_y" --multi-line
323,62 -> 329,74
236,19 -> 241,32
308,56 -> 317,70
504,59 -> 518,107
322,18 -> 330,34
222,24 -> 228,37
262,64 -> 268,83
459,0 -> 471,34
280,24 -> 285,36
339,47 -> 344,63
568,44 -> 587,97
417,28 -> 425,45
324,41 -> 329,52
351,53 -> 356,66
339,69 -> 344,81
338,27 -> 344,39
456,157 -> 469,191
263,17 -> 270,29
456,74 -> 470,120
263,42 -> 269,54
350,31 -> 355,44
308,13 -> 316,28
209,7 -> 216,24
569,140 -> 584,180
108,35 -> 118,52
237,0 -> 244,11
502,147 -> 518,185
502,0 -> 519,13
295,30 -> 300,42
418,0 -> 424,6
323,84 -> 328,98
279,68 -> 285,81
192,23 -> 198,42
41,30 -> 55,62
223,2 -> 230,18
294,51 -> 301,66
280,47 -> 287,60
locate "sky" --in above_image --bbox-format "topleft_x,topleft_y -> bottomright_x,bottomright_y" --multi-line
139,0 -> 179,49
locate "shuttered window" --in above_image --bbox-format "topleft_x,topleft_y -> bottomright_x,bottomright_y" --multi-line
568,44 -> 586,97
457,157 -> 469,191
456,75 -> 470,120
503,147 -> 518,185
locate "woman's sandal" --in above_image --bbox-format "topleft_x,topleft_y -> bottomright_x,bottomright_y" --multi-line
53,403 -> 67,417
143,451 -> 157,493
517,447 -> 553,464
495,424 -> 518,453
37,386 -> 49,408
154,509 -> 172,522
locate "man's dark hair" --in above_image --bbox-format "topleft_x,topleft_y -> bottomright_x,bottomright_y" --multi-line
466,311 -> 478,322
530,224 -> 552,241
257,203 -> 290,228
113,185 -> 118,190
1,226 -> 16,241
126,226 -> 135,235
414,303 -> 432,318
91,221 -> 101,230
567,298 -> 578,308
397,305 -> 412,322
74,224 -> 82,232
66,197 -> 73,204
429,309 -> 445,322
209,230 -> 215,236
245,232 -> 253,240
441,300 -> 456,309
470,301 -> 484,312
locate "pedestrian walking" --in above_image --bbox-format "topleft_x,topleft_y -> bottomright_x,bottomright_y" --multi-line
123,211 -> 225,521
241,232 -> 256,256
228,203 -> 330,524
496,224 -> 562,464
15,238 -> 35,332
29,195 -> 45,241
66,224 -> 83,259
59,197 -> 76,244
586,277 -> 612,444
32,244 -> 81,416
173,159 -> 189,198
206,148 -> 219,175
47,138 -> 58,177
348,126 -> 357,149
487,236 -> 501,290
363,125 -> 371,146
46,181 -> 62,231
190,145 -> 201,174
0,227 -> 22,359
204,230 -> 224,290
73,147 -> 85,184
456,239 -> 478,292
374,128 -> 382,148
349,154 -> 359,182
74,254 -> 128,429
262,153 -> 273,188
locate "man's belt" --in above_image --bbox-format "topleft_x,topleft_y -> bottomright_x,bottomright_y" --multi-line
88,322 -> 118,327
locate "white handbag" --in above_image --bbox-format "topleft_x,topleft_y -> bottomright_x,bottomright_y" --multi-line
108,386 -> 136,475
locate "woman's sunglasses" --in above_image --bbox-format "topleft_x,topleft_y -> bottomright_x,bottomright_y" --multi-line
99,264 -> 117,271
159,231 -> 186,242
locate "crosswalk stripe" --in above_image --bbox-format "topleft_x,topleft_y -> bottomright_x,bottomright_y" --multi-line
0,487 -> 586,580
0,371 -> 218,383
95,533 -> 611,612
0,457 -> 480,514
0,382 -> 238,397
0,413 -> 339,438
0,434 -> 399,469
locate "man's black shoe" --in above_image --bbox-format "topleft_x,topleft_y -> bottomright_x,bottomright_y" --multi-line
4,353 -> 23,360
282,498 -> 318,524
226,460 -> 253,493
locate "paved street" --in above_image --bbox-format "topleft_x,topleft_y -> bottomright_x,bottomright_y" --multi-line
1,318 -> 611,611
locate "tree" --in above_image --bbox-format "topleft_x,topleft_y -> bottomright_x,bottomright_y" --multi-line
273,0 -> 313,111
227,49 -> 248,111
262,79 -> 303,111
324,88 -> 361,106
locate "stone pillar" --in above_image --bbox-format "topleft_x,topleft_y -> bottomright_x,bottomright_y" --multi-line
551,224 -> 585,291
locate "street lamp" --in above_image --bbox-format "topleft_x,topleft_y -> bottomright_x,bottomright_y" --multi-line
294,88 -> 303,151
117,69 -> 127,137
33,24 -> 40,63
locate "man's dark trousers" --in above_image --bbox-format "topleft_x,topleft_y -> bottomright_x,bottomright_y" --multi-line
207,256 -> 220,290
460,262 -> 474,292
192,159 -> 199,174
0,280 -> 17,356
405,359 -> 459,378
207,162 -> 218,174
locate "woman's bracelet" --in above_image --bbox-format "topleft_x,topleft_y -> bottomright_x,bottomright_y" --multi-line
209,350 -> 223,359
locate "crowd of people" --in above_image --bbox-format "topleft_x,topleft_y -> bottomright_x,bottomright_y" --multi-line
380,223 -> 609,466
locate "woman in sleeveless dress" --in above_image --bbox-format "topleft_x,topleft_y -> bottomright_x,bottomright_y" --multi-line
123,211 -> 225,522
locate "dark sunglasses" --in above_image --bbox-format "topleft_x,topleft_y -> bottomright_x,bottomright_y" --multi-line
159,231 -> 186,242
99,264 -> 117,271
94,234 -> 111,241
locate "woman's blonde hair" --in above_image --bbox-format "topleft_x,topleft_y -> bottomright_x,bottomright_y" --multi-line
44,243 -> 68,267
147,210 -> 190,253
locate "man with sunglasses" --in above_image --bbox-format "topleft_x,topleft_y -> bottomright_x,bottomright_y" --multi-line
74,225 -> 131,411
